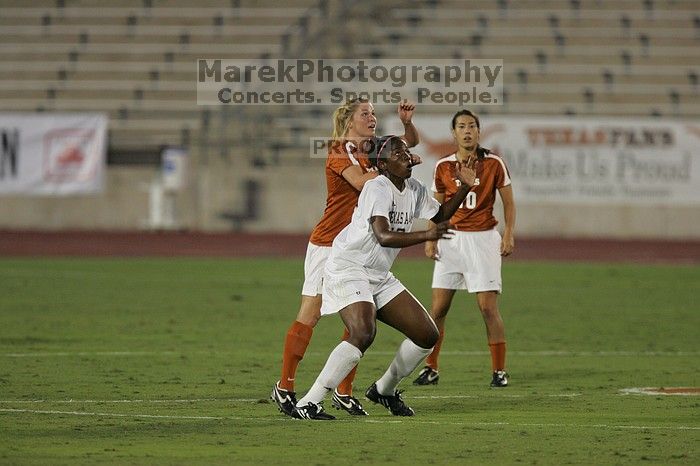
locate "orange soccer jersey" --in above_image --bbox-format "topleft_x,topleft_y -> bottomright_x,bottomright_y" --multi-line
308,141 -> 374,246
432,151 -> 511,232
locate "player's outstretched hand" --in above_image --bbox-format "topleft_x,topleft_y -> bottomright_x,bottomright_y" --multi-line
425,240 -> 440,261
455,161 -> 477,188
409,152 -> 422,167
398,99 -> 416,124
426,221 -> 455,241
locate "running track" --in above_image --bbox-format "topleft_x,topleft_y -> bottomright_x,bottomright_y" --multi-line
1,230 -> 698,264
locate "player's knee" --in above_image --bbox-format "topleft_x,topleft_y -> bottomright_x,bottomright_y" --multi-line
297,314 -> 320,327
482,310 -> 504,330
348,321 -> 376,352
415,326 -> 439,349
428,326 -> 440,346
296,299 -> 322,326
479,303 -> 499,318
431,304 -> 450,320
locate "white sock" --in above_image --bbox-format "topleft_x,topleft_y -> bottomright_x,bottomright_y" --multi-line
296,341 -> 362,407
375,338 -> 432,395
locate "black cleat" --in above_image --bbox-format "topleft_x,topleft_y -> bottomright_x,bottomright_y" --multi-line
412,366 -> 439,385
365,382 -> 414,416
332,389 -> 369,416
490,370 -> 509,387
271,381 -> 297,417
293,402 -> 336,420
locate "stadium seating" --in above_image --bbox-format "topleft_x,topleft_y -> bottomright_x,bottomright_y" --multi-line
266,0 -> 700,165
0,0 -> 698,233
0,0 -> 322,156
1,0 -> 697,163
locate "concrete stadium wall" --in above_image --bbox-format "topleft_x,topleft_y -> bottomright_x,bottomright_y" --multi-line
194,160 -> 700,239
0,166 -> 160,230
509,203 -> 699,240
188,152 -> 327,233
1,158 -> 698,239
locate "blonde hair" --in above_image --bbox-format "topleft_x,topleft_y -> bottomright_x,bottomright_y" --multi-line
331,98 -> 369,139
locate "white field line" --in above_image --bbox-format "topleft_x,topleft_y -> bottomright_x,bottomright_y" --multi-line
411,393 -> 584,399
3,351 -> 179,357
4,350 -> 699,358
1,408 -> 698,431
0,408 -> 224,421
372,350 -> 700,357
0,398 -> 260,404
0,393 -> 583,404
619,387 -> 700,396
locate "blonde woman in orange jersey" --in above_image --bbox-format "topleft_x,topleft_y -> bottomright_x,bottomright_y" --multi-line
271,98 -> 419,417
413,109 -> 516,388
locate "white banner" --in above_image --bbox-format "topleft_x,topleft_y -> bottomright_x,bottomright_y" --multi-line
390,116 -> 700,206
0,113 -> 107,196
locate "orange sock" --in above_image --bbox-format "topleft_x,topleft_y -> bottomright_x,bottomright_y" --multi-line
279,320 -> 313,392
336,327 -> 357,396
425,329 -> 445,371
488,341 -> 506,372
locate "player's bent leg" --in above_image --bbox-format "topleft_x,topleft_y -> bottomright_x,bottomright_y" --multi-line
296,294 -> 323,327
476,291 -> 508,387
273,294 -> 322,414
338,301 -> 377,353
430,288 -> 457,328
415,288 -> 457,385
294,339 -> 362,421
336,327 -> 357,395
294,303 -> 373,420
367,291 -> 437,415
333,327 -> 368,415
278,295 -> 321,390
476,291 -> 505,342
377,290 -> 438,349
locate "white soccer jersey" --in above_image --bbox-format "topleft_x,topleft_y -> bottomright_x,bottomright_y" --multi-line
326,175 -> 440,280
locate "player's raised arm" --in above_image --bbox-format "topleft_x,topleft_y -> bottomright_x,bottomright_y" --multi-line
430,161 -> 477,224
398,99 -> 419,148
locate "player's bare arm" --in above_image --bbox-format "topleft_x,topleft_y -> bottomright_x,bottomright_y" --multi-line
499,185 -> 516,256
398,99 -> 419,148
370,216 -> 453,248
341,165 -> 378,191
430,162 -> 476,224
425,192 -> 446,260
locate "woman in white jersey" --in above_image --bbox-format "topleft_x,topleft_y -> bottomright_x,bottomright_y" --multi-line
271,98 -> 419,418
289,135 -> 477,420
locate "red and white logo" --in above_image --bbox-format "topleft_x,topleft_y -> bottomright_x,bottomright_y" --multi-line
43,128 -> 97,182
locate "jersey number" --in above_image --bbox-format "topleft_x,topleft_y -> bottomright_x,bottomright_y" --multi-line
461,191 -> 477,209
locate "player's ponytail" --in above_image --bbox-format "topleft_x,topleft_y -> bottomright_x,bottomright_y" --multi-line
331,97 -> 369,139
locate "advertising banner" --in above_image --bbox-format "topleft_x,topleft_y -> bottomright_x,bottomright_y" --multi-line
0,113 -> 107,196
391,116 -> 700,206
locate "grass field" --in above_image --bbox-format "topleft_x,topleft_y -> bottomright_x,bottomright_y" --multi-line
0,257 -> 698,465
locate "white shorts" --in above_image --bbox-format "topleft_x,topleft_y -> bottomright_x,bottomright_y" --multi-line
432,229 -> 502,293
320,268 -> 406,316
301,243 -> 331,297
